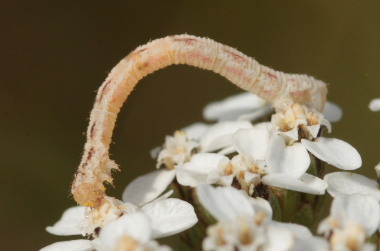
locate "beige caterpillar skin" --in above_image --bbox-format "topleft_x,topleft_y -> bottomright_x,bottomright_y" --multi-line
71,34 -> 328,207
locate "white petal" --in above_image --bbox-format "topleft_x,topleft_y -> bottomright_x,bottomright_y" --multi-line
262,173 -> 327,195
151,190 -> 174,202
324,172 -> 380,200
265,225 -> 295,251
324,102 -> 343,122
141,198 -> 197,238
331,194 -> 380,235
244,172 -> 262,189
233,122 -> 270,161
196,185 -> 254,221
175,153 -> 227,187
46,207 -> 86,236
369,98 -> 380,112
219,175 -> 234,186
200,121 -> 253,152
266,135 -> 310,178
375,163 -> 380,179
317,217 -> 331,236
320,118 -> 332,133
282,127 -> 299,141
176,167 -> 218,187
249,197 -> 273,220
181,122 -> 209,141
301,138 -> 362,170
363,243 -> 376,251
122,169 -> 175,206
203,92 -> 267,121
292,237 -> 329,251
307,124 -> 321,139
183,153 -> 227,169
150,146 -> 161,159
216,145 -> 237,155
270,221 -> 312,239
99,212 -> 151,249
39,240 -> 93,251
237,105 -> 273,121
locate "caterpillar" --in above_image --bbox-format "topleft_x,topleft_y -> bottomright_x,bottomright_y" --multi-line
71,34 -> 328,207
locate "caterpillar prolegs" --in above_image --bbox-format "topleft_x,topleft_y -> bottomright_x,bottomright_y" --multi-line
71,34 -> 328,207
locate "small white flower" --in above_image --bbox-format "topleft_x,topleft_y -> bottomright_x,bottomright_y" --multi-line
231,123 -> 327,194
98,212 -> 172,251
202,216 -> 268,251
46,196 -> 139,237
41,213 -> 175,251
43,170 -> 197,250
176,153 -> 228,187
233,104 -> 359,191
271,104 -> 361,171
157,131 -> 199,169
318,194 -> 379,251
151,123 -> 207,159
369,98 -> 380,112
175,151 -> 262,194
324,170 -> 380,234
271,103 -> 331,140
176,122 -> 328,195
197,185 -> 274,251
197,185 -> 316,251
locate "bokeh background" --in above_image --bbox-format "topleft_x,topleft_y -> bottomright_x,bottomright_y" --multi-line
1,1 -> 380,250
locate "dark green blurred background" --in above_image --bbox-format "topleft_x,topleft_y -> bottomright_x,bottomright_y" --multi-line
1,1 -> 380,250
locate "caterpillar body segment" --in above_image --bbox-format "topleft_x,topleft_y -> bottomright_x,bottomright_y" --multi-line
71,34 -> 328,207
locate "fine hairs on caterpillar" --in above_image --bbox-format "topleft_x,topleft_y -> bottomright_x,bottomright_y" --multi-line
71,34 -> 328,208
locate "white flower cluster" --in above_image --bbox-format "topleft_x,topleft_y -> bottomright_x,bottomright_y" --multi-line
198,185 -> 325,251
42,92 -> 380,251
198,182 -> 380,251
41,170 -> 197,251
169,93 -> 360,196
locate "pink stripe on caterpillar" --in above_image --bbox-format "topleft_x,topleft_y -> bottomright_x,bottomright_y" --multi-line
71,34 -> 328,207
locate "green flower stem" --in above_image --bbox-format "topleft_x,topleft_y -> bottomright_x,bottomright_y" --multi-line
265,153 -> 328,231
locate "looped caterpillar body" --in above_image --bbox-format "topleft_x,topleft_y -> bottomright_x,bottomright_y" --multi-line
71,34 -> 328,207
